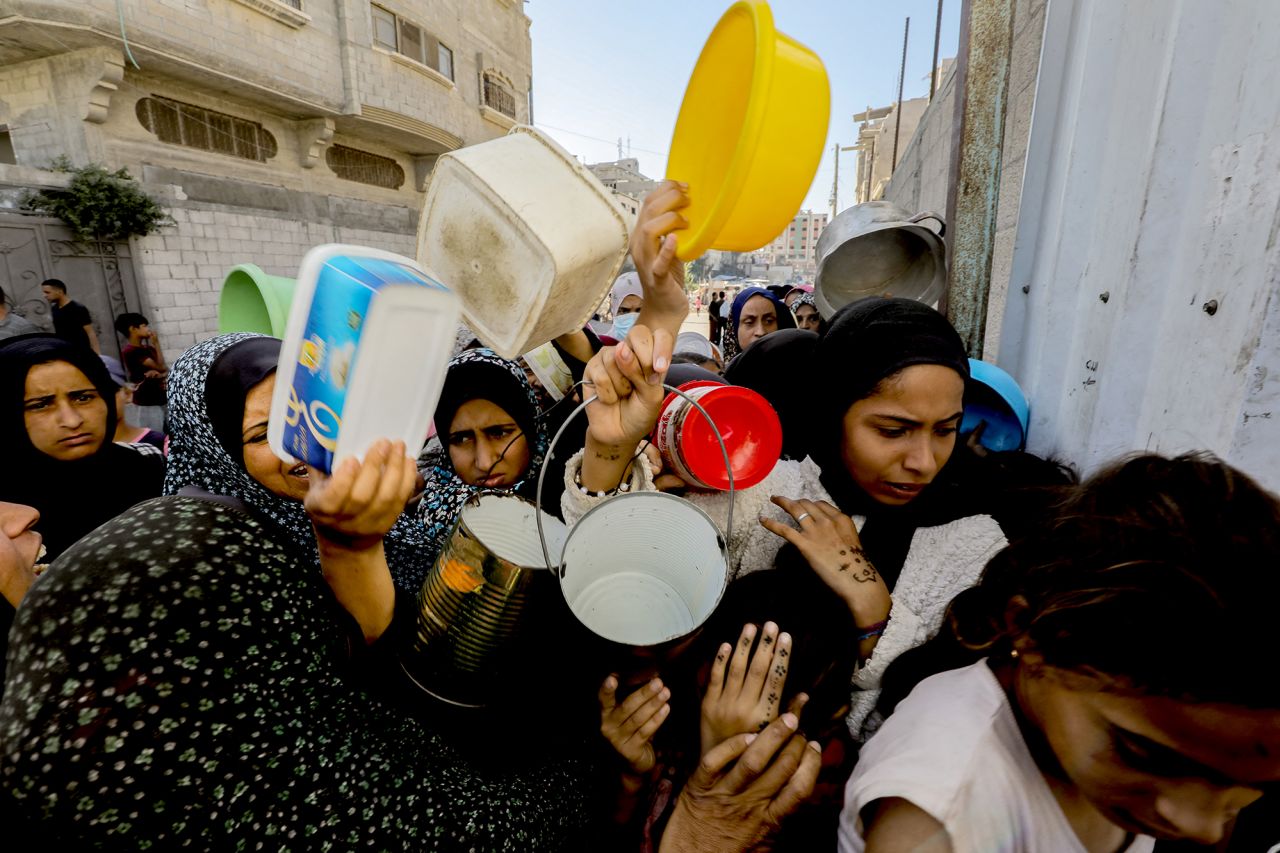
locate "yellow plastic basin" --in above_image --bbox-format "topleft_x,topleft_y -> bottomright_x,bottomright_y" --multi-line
667,1 -> 830,260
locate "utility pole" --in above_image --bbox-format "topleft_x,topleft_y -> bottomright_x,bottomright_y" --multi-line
829,142 -> 840,219
893,16 -> 910,172
931,0 -> 944,100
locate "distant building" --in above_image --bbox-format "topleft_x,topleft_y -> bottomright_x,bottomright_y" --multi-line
852,78 -> 939,204
0,0 -> 532,352
587,157 -> 659,217
760,210 -> 827,275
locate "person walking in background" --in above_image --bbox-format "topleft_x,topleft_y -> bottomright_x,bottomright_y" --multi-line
40,279 -> 98,353
708,290 -> 725,345
0,286 -> 38,341
114,312 -> 167,432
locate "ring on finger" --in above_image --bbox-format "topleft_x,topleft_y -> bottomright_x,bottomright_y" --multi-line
795,512 -> 812,524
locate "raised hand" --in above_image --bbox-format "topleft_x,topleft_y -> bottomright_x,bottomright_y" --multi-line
599,674 -> 671,778
632,180 -> 691,366
700,622 -> 792,757
760,497 -> 892,633
660,714 -> 822,853
580,325 -> 672,492
305,439 -> 417,551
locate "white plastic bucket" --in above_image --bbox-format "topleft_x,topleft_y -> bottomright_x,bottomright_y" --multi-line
558,492 -> 729,647
417,126 -> 631,359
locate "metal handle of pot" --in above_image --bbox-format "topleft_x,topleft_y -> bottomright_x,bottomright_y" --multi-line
534,383 -> 737,577
908,211 -> 946,237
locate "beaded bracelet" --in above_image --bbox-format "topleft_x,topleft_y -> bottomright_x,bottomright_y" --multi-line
856,619 -> 889,642
573,464 -> 633,498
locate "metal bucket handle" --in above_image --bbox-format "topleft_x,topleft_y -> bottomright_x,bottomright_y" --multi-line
534,382 -> 736,577
908,211 -> 945,237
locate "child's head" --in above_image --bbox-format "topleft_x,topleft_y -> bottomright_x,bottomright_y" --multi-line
950,453 -> 1280,844
114,312 -> 150,341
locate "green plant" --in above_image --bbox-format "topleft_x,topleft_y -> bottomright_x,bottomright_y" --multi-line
21,157 -> 173,242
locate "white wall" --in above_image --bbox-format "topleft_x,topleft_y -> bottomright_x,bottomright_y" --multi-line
998,0 -> 1280,491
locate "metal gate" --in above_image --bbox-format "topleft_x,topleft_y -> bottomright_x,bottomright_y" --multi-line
0,211 -> 144,361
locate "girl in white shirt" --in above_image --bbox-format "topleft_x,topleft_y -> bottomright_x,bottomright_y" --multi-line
841,453 -> 1280,852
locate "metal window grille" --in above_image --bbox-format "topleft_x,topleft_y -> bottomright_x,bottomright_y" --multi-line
483,74 -> 516,119
280,0 -> 302,8
135,96 -> 276,162
325,144 -> 405,189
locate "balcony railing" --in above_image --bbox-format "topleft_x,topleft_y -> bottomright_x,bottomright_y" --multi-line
483,76 -> 516,119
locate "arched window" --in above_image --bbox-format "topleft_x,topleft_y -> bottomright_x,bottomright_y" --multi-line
482,71 -> 517,120
136,96 -> 277,162
325,144 -> 405,189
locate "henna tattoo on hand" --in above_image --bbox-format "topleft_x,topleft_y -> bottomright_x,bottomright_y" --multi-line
839,547 -> 880,583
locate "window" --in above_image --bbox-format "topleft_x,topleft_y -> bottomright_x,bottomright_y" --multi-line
326,144 -> 405,189
399,20 -> 425,64
280,0 -> 301,8
136,96 -> 276,162
372,5 -> 397,49
438,43 -> 453,80
483,73 -> 516,119
371,4 -> 453,80
0,127 -> 15,165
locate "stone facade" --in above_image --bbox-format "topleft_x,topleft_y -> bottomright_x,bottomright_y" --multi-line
0,0 -> 532,351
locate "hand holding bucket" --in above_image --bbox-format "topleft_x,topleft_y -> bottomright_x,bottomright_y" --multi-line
536,386 -> 737,651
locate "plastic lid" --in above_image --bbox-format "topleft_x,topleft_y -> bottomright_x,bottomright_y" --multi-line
677,384 -> 782,490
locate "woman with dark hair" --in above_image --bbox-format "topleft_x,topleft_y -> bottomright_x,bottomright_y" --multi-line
843,453 -> 1280,852
0,333 -> 596,848
568,299 -> 1017,745
722,286 -> 797,362
0,334 -> 163,561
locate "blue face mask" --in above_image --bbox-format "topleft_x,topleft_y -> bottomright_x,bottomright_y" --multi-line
611,311 -> 640,340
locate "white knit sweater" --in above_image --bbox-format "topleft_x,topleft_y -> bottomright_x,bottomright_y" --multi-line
560,452 -> 1008,741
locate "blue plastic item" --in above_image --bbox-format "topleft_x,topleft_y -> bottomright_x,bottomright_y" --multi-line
961,358 -> 1030,452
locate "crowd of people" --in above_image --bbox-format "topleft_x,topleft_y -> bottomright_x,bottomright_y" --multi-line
0,182 -> 1276,851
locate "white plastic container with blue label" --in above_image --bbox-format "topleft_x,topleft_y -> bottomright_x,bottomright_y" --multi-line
268,244 -> 460,474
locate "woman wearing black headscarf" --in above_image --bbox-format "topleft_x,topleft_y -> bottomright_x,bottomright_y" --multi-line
0,332 -> 596,848
416,348 -> 556,584
565,299 -> 1012,742
0,334 -> 164,561
724,328 -> 820,462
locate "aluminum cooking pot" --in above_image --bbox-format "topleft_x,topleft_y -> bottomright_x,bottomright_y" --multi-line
815,201 -> 946,318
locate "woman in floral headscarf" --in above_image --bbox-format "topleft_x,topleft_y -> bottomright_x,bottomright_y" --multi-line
162,332 -> 435,596
416,348 -> 553,585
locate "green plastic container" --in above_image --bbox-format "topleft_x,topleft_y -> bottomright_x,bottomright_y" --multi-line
218,263 -> 296,337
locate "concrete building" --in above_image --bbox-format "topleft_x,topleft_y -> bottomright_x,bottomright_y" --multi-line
0,0 -> 533,354
760,210 -> 826,276
851,91 -> 931,205
586,156 -> 658,218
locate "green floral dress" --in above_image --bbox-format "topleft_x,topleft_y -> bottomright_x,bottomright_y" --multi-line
0,496 -> 593,850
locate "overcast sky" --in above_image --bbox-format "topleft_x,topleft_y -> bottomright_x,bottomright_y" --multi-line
529,0 -> 961,214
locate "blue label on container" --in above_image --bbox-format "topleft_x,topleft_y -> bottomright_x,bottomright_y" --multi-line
281,254 -> 443,473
